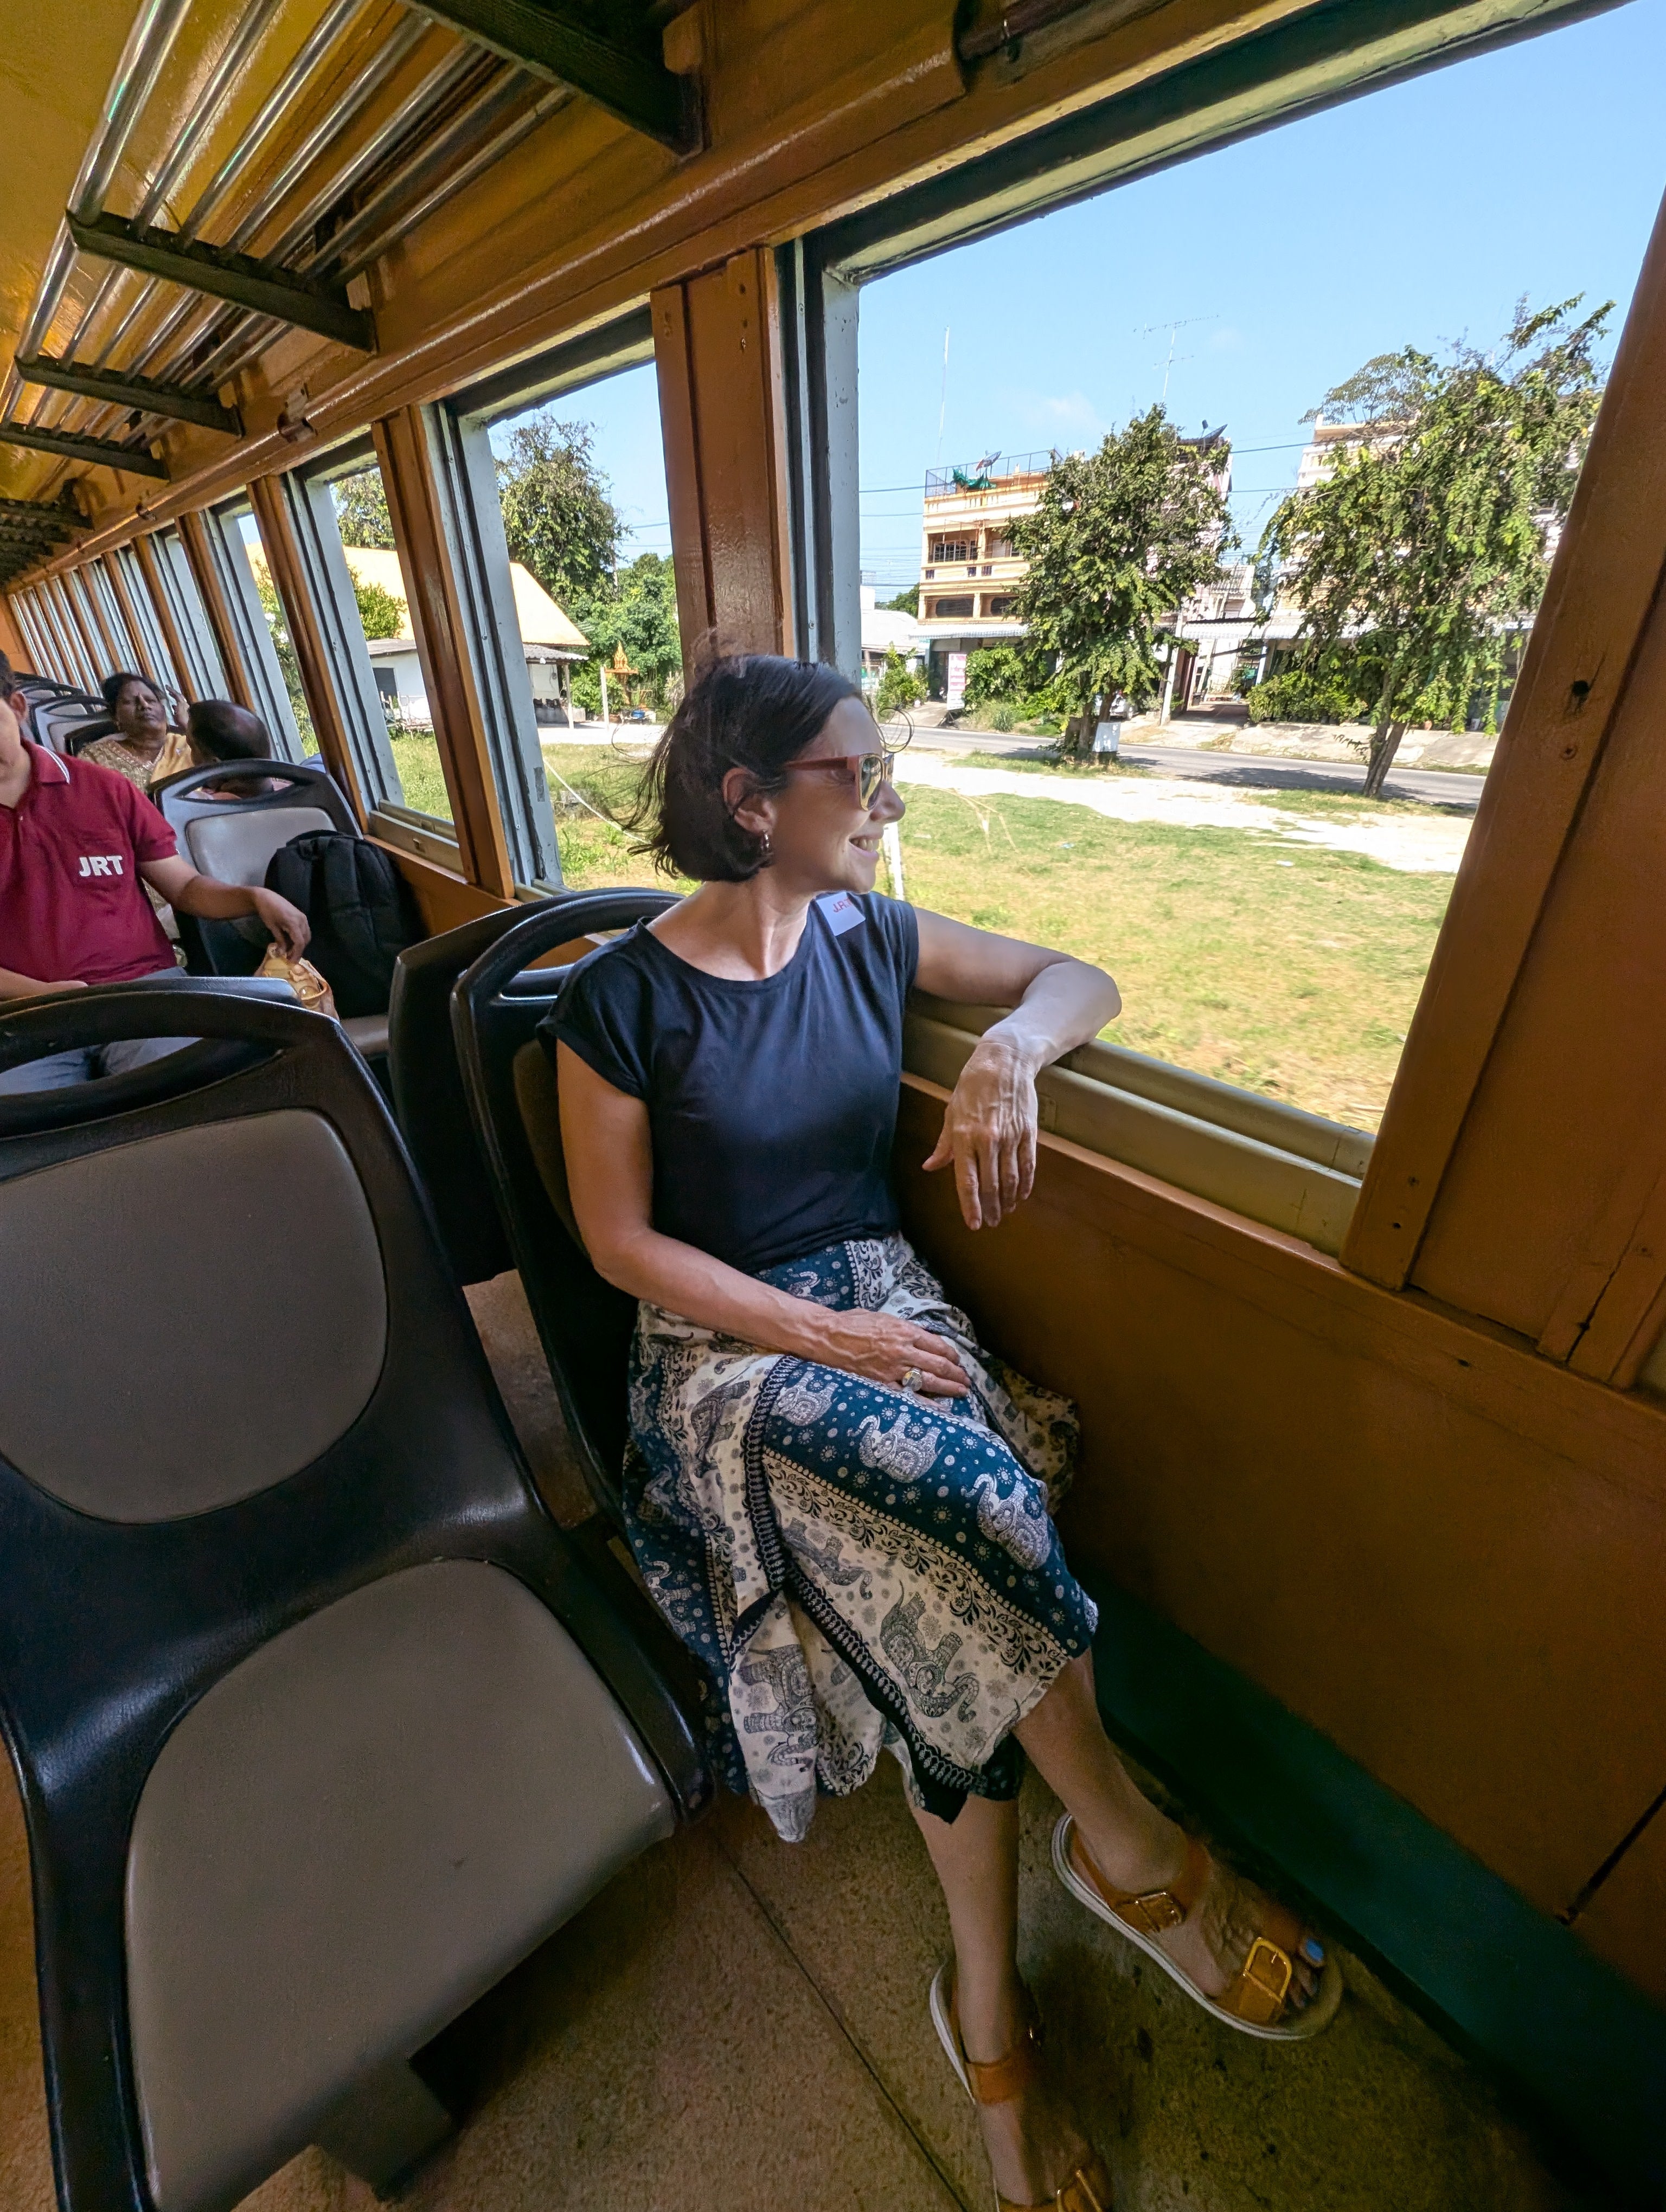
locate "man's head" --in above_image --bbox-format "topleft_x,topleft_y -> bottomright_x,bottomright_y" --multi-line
186,698 -> 273,766
0,651 -> 28,770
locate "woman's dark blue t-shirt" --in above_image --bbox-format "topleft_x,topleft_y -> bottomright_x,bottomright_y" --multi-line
543,891 -> 919,1276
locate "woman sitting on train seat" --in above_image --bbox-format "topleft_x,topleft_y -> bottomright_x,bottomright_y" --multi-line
184,698 -> 284,799
82,670 -> 179,789
550,655 -> 1341,2212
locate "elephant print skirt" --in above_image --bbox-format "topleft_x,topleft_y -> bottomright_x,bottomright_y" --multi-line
624,1234 -> 1098,1841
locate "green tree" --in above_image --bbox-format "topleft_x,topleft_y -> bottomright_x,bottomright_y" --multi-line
1011,407 -> 1233,745
496,412 -> 621,615
333,468 -> 394,548
875,648 -> 927,720
1259,297 -> 1609,797
347,567 -> 406,640
254,569 -> 315,750
881,583 -> 919,614
569,551 -> 683,717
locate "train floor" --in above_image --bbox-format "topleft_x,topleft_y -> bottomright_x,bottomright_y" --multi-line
0,1278 -> 1590,2212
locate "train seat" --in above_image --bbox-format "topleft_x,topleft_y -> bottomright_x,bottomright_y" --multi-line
0,980 -> 710,2212
451,892 -> 675,1528
387,890 -> 669,1286
151,761 -> 388,1066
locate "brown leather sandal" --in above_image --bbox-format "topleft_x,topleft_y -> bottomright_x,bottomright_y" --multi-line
928,1963 -> 1115,2212
1051,1815 -> 1342,2041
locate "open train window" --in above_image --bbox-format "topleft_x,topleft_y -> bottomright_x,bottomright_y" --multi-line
110,545 -> 183,698
794,3 -> 1654,1175
274,442 -> 446,845
202,501 -> 309,761
149,528 -> 228,700
445,310 -> 672,890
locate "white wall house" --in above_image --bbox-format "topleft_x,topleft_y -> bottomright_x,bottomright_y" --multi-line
339,546 -> 591,727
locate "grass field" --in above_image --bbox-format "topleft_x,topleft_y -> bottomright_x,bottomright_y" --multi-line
388,732 -> 454,820
438,741 -> 1454,1133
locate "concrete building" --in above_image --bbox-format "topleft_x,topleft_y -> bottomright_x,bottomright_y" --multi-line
914,452 -> 1048,702
858,582 -> 924,687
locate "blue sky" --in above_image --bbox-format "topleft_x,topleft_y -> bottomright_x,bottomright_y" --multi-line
502,0 -> 1665,590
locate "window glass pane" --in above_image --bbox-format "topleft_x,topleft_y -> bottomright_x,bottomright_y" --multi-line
152,530 -> 228,698
477,356 -> 676,885
851,4 -> 1657,1133
42,580 -> 94,690
113,545 -> 183,697
86,559 -> 139,672
327,459 -> 452,824
206,502 -> 309,758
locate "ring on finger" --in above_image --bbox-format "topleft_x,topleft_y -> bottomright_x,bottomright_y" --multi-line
900,1365 -> 924,1393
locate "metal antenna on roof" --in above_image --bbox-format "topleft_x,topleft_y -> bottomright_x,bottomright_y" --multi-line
935,327 -> 950,464
1135,315 -> 1218,404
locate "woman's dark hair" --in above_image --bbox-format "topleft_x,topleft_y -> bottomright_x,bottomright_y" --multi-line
101,670 -> 161,714
635,653 -> 864,882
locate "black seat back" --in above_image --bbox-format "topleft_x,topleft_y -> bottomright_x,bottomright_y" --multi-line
150,760 -> 358,974
452,891 -> 676,1523
389,891 -> 665,1285
0,980 -> 707,2212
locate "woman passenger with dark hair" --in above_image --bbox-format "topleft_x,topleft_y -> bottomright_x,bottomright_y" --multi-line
82,671 -> 178,791
548,655 -> 1338,2212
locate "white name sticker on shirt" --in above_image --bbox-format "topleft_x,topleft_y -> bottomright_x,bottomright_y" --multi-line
816,891 -> 865,937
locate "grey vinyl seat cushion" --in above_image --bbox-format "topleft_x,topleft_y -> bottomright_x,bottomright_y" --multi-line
342,1012 -> 390,1060
0,1111 -> 387,1521
183,805 -> 337,889
126,1557 -> 674,2212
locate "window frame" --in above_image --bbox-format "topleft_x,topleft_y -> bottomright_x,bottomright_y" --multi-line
111,544 -> 183,696
440,309 -> 658,891
200,499 -> 307,760
151,528 -> 229,698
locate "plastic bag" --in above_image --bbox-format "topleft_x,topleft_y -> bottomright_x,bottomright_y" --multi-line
255,948 -> 338,1019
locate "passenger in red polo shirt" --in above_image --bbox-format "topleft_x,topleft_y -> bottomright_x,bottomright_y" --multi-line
0,654 -> 310,1092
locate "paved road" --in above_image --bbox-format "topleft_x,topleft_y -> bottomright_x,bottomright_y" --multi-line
907,728 -> 1485,809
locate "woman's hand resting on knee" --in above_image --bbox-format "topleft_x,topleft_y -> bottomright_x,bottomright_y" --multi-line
810,1308 -> 969,1397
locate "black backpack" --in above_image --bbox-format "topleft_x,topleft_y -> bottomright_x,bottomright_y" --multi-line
264,831 -> 420,1018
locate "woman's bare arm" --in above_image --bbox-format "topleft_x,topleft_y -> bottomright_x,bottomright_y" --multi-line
556,1043 -> 966,1395
914,909 -> 1121,1230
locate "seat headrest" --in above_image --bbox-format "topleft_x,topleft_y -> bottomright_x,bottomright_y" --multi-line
184,806 -> 338,887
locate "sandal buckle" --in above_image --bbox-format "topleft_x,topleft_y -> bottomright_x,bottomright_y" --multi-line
1125,1887 -> 1186,1934
1241,1934 -> 1293,2005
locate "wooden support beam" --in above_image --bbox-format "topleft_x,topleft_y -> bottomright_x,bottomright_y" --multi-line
415,0 -> 696,149
131,532 -> 201,704
67,211 -> 375,353
0,421 -> 169,478
652,248 -> 792,668
15,353 -> 242,436
247,473 -> 366,826
373,408 -> 514,897
176,509 -> 257,712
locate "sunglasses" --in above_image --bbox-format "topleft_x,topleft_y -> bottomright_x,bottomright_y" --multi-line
780,731 -> 910,808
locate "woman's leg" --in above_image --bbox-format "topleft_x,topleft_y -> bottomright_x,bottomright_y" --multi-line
911,1790 -> 1094,2205
1016,1652 -> 1323,2005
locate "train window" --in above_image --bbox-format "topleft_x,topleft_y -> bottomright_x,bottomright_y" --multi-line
9,589 -> 50,681
202,503 -> 308,760
40,578 -> 95,691
831,8 -> 1651,1136
83,560 -> 138,674
111,545 -> 183,698
15,587 -> 65,686
279,445 -> 447,839
447,311 -> 669,890
149,529 -> 229,700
